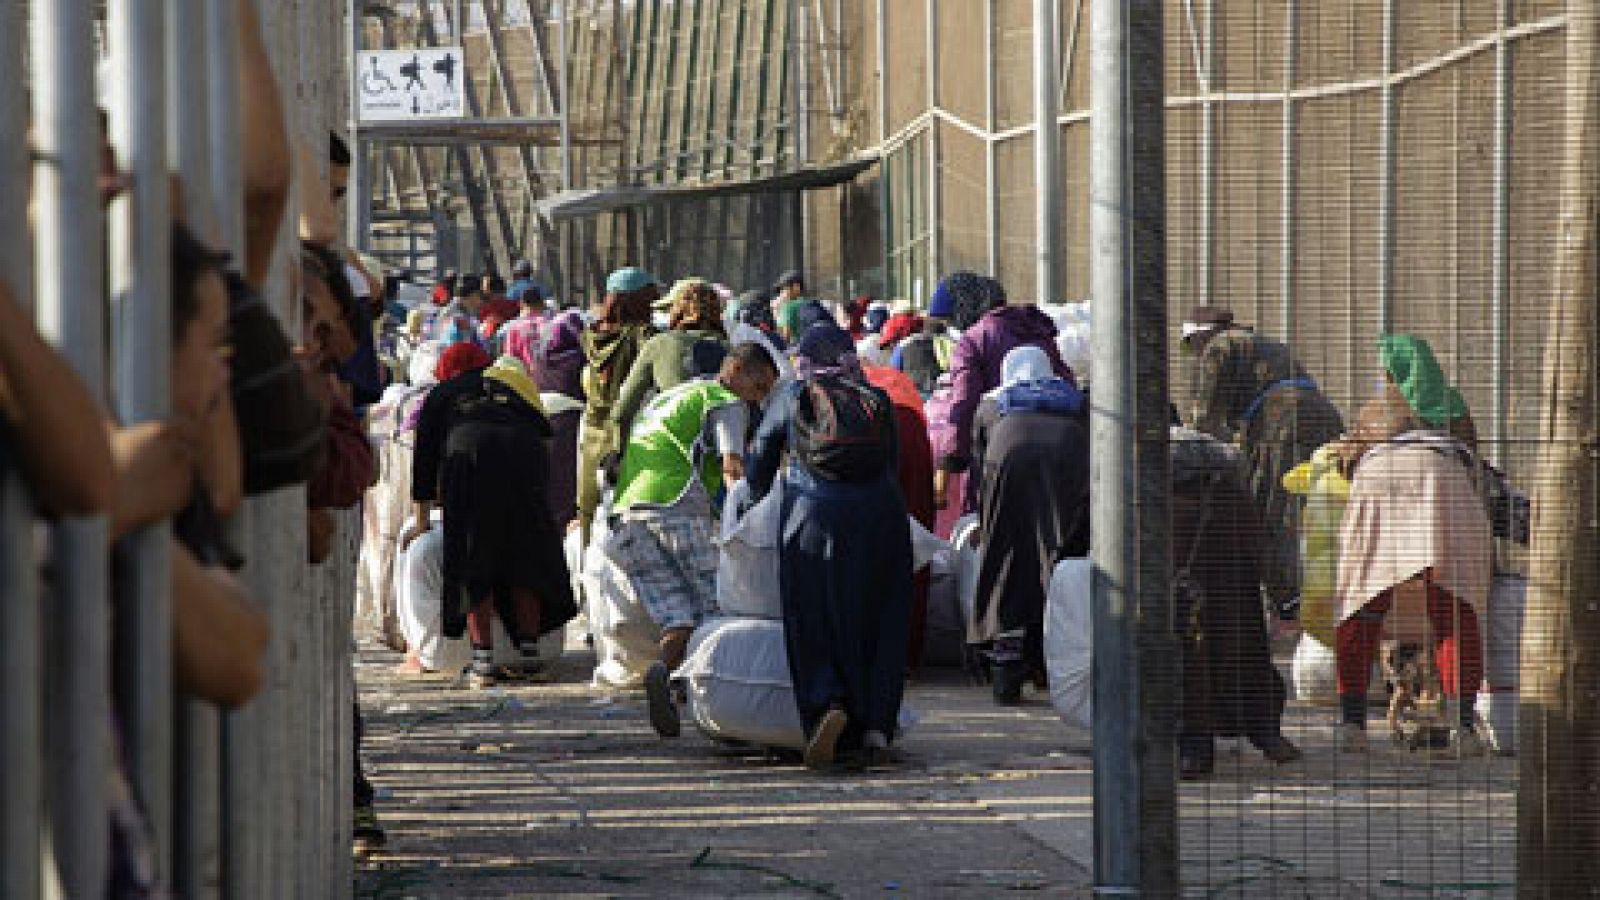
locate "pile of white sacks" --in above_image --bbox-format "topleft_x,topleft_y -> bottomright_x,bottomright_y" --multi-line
573,481 -> 943,750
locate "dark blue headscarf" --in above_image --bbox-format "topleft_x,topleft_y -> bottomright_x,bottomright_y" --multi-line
794,323 -> 863,381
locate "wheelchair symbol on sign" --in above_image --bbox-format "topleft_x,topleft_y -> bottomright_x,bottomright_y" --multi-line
360,56 -> 398,96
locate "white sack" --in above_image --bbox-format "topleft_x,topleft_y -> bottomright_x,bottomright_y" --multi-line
678,617 -> 919,751
585,509 -> 661,689
716,479 -> 784,620
949,515 -> 982,642
1290,633 -> 1339,707
908,516 -> 949,572
394,516 -> 559,671
1044,558 -> 1094,729
1477,574 -> 1525,756
679,617 -> 806,749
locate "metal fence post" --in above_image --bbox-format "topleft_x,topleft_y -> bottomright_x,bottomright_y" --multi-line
108,0 -> 175,880
0,1 -> 41,895
1090,0 -> 1176,894
1034,0 -> 1062,306
166,5 -> 228,897
30,1 -> 113,896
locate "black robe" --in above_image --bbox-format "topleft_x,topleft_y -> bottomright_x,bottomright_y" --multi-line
971,396 -> 1090,651
1170,428 -> 1287,746
412,370 -> 576,641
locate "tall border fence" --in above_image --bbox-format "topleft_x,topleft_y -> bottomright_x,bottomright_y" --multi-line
1,1 -> 351,897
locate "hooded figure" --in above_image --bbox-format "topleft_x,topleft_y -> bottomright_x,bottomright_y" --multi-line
408,354 -> 577,687
576,267 -> 660,537
1183,306 -> 1344,619
935,276 -> 1074,514
970,346 -> 1090,703
1170,426 -> 1302,778
745,324 -> 911,769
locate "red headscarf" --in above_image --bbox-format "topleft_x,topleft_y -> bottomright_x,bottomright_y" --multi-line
880,312 -> 924,349
434,342 -> 491,382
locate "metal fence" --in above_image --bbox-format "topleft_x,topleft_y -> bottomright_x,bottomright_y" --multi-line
1,1 -> 352,897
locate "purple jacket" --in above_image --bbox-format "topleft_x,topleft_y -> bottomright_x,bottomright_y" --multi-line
938,304 -> 1073,473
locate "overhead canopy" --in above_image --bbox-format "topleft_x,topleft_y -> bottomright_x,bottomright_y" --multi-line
534,157 -> 879,223
356,116 -> 616,147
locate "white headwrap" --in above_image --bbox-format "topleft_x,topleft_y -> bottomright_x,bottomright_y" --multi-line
1001,344 -> 1054,388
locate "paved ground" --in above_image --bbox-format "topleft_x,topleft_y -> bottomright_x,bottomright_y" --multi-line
354,639 -> 1517,899
353,640 -> 1097,899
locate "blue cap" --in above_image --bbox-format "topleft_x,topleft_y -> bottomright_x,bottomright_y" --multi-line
605,266 -> 655,294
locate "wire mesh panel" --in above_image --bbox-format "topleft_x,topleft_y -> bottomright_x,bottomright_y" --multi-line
1152,1 -> 1574,895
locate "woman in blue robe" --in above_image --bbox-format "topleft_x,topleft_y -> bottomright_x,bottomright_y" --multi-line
744,325 -> 913,769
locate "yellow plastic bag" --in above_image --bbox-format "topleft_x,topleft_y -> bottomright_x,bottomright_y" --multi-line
1283,444 -> 1350,647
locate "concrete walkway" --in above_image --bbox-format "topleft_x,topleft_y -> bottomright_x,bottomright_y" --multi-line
354,641 -> 1096,898
354,640 -> 1517,898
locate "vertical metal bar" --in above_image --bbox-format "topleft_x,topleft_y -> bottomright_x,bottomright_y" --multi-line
700,0 -> 727,176
789,0 -> 808,268
925,0 -> 940,288
31,0 -> 112,895
875,0 -> 888,146
722,0 -> 751,175
876,0 -> 889,290
985,0 -> 998,276
746,0 -> 778,178
1377,0 -> 1396,331
1034,0 -> 1062,306
1090,0 -> 1176,893
168,4 -> 226,896
350,0 -> 373,251
656,0 -> 684,178
0,5 -> 40,896
209,0 -> 271,895
675,0 -> 706,180
1491,0 -> 1511,465
559,3 -> 574,194
108,0 -> 175,880
1199,0 -> 1214,306
1280,0 -> 1296,342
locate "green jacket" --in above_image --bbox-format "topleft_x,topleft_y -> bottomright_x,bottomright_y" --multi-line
614,379 -> 742,511
610,327 -> 728,440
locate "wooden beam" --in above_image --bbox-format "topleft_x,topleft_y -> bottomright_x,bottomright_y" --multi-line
1518,3 -> 1600,897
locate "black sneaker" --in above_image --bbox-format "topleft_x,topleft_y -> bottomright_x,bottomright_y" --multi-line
992,661 -> 1027,706
644,662 -> 681,738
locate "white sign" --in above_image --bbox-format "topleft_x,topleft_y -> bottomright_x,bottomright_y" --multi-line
357,48 -> 466,121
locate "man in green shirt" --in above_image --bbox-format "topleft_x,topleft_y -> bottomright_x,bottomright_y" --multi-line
602,342 -> 780,737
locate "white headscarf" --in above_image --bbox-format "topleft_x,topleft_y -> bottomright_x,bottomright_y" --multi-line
408,340 -> 443,387
1001,344 -> 1054,388
729,322 -> 796,381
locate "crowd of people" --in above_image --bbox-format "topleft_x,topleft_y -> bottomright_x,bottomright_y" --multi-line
3,9 -> 1520,893
365,239 -> 1521,794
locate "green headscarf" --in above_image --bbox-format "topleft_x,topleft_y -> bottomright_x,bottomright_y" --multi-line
1378,334 -> 1468,426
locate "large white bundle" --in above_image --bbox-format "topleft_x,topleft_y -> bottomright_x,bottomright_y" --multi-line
1040,302 -> 1092,378
678,617 -> 807,749
1290,633 -> 1339,707
678,617 -> 921,750
394,517 -> 559,671
585,512 -> 662,689
717,479 -> 949,622
949,515 -> 982,642
1044,558 -> 1094,729
1476,574 -> 1525,755
716,480 -> 784,620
